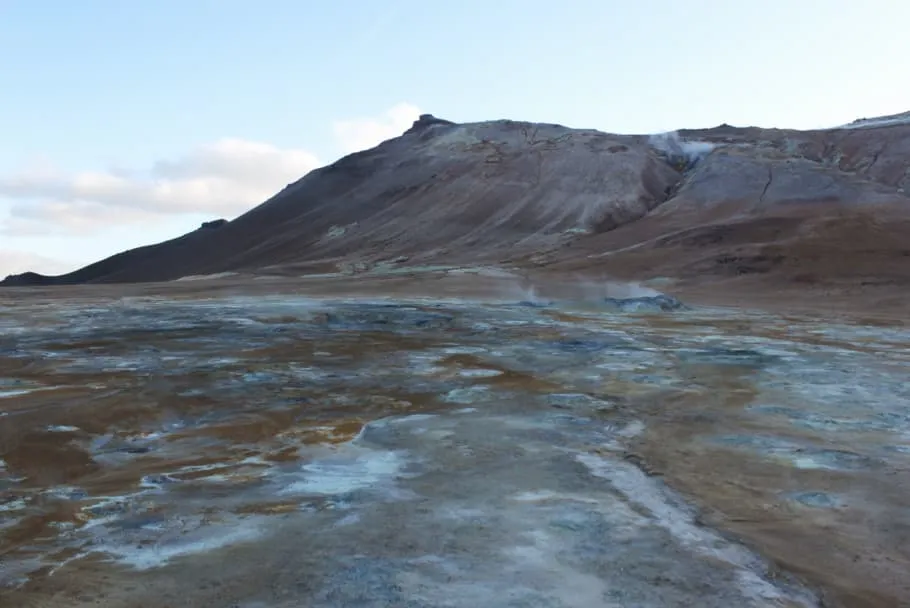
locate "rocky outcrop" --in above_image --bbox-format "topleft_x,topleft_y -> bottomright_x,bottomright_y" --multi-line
403,113 -> 456,135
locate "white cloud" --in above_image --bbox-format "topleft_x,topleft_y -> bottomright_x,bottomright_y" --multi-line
0,103 -> 421,239
332,102 -> 422,154
0,139 -> 322,236
0,249 -> 75,277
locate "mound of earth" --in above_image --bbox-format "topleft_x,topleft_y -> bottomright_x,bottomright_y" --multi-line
4,111 -> 910,293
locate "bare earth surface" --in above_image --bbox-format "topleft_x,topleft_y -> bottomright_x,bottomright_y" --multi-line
2,111 -> 910,607
2,275 -> 909,608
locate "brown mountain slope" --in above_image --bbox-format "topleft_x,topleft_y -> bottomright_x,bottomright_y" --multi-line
3,113 -> 910,289
546,139 -> 910,282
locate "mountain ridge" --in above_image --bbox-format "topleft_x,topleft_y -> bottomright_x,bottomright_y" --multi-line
4,111 -> 909,289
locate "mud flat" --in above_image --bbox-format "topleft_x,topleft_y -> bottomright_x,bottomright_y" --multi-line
2,288 -> 909,607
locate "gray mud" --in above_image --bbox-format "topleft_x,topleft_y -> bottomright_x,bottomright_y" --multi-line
2,295 -> 909,607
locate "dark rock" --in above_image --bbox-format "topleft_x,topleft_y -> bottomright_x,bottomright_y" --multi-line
200,219 -> 228,230
404,114 -> 456,135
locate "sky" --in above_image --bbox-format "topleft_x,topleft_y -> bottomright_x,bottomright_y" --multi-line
1,0 -> 908,277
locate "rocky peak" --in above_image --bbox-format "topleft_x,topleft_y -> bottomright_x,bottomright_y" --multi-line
403,114 -> 456,136
200,219 -> 228,230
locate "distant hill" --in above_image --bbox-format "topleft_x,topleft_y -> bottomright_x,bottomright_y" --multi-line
5,112 -> 910,289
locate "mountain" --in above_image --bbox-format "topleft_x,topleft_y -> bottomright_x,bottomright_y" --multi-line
4,112 -> 910,292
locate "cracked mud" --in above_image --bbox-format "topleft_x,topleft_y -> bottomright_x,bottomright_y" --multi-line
2,292 -> 909,607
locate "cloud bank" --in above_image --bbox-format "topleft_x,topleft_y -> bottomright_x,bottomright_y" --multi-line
0,139 -> 322,236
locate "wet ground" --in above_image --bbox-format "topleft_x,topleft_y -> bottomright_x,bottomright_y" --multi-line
1,290 -> 909,607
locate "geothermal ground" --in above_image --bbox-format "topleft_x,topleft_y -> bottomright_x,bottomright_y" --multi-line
1,275 -> 909,608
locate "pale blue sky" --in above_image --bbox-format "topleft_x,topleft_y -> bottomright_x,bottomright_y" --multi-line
1,0 -> 907,276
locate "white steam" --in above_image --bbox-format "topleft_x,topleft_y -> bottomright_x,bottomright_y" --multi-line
570,279 -> 662,299
601,281 -> 661,298
504,276 -> 662,303
647,131 -> 716,168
